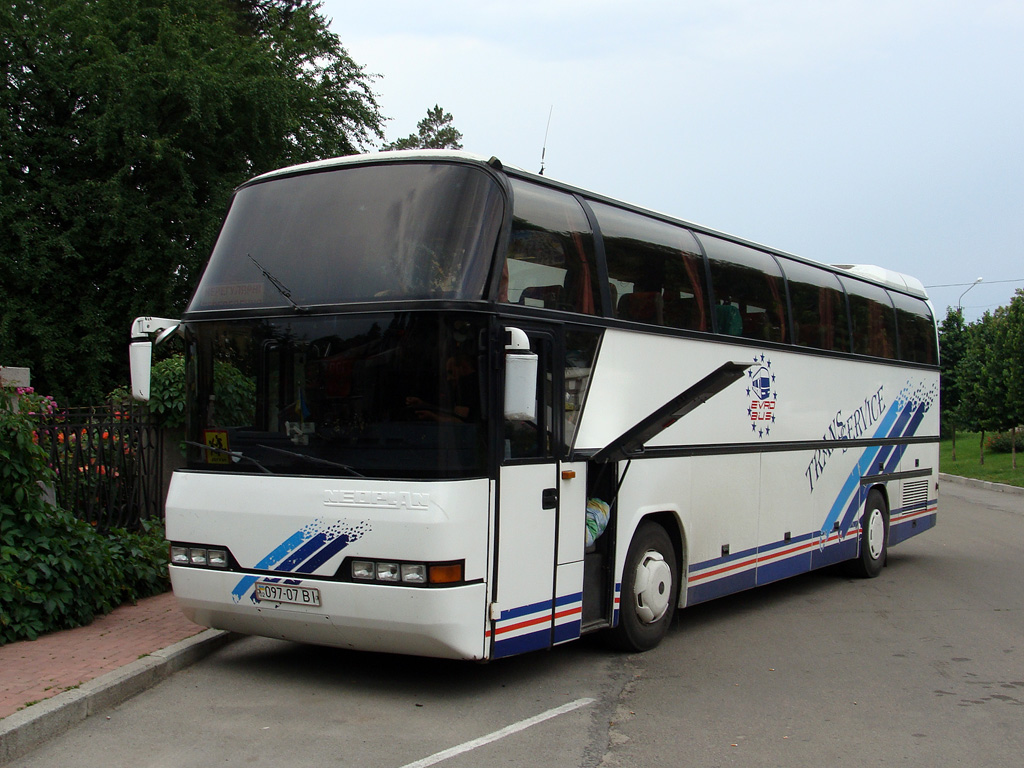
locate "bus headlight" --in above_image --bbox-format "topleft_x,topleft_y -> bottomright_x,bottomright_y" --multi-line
351,560 -> 375,580
376,562 -> 401,582
346,558 -> 464,586
207,549 -> 229,568
401,564 -> 427,584
170,543 -> 231,569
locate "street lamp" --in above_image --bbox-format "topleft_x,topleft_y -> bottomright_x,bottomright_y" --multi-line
957,277 -> 983,312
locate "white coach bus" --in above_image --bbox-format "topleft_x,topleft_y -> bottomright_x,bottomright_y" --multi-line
130,150 -> 939,660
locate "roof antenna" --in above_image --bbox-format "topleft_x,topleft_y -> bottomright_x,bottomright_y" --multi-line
539,105 -> 553,175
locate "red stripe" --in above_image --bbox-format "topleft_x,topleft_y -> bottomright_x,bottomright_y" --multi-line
495,613 -> 551,636
895,505 -> 937,520
690,530 -> 856,584
689,556 -> 757,583
489,603 -> 585,638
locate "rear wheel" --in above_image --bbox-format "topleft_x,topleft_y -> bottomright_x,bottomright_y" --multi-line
609,521 -> 678,652
851,489 -> 888,578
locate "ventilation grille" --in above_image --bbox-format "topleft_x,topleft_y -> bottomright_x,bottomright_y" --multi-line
902,479 -> 930,509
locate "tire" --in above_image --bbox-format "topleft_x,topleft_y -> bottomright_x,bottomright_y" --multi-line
851,489 -> 888,578
609,521 -> 678,652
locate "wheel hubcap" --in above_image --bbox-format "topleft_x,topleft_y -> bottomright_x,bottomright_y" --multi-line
866,508 -> 885,560
633,550 -> 672,624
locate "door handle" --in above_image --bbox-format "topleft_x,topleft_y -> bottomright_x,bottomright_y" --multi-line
542,488 -> 558,509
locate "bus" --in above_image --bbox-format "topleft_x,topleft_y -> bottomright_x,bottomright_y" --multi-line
130,150 -> 939,660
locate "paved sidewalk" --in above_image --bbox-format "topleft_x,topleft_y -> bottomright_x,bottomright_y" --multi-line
0,591 -> 199,720
0,591 -> 234,764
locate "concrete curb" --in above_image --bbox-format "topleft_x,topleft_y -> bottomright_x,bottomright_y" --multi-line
0,629 -> 237,766
939,472 -> 1024,496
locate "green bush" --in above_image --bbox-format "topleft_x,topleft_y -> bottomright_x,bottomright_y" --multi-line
0,390 -> 169,644
985,430 -> 1024,454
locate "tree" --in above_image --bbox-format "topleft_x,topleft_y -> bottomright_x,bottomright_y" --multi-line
1000,289 -> 1024,469
938,306 -> 968,459
384,104 -> 463,151
958,310 -> 1009,465
0,0 -> 384,402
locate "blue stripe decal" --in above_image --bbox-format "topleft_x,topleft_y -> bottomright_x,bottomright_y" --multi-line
275,532 -> 328,572
826,394 -> 933,540
295,533 -> 353,574
687,567 -> 757,605
257,530 -> 308,569
231,530 -> 307,602
491,594 -> 586,658
499,597 -> 553,621
870,401 -> 917,477
819,401 -> 903,538
810,535 -> 859,569
231,575 -> 260,603
756,551 -> 811,587
493,628 -> 551,658
890,509 -> 937,545
230,520 -> 370,603
553,620 -> 582,645
840,401 -> 928,534
556,591 -> 583,607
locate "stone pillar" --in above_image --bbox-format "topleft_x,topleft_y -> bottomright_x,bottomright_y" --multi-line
0,366 -> 31,388
1,366 -> 31,410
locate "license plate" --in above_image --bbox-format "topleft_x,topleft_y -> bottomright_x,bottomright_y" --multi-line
255,581 -> 321,607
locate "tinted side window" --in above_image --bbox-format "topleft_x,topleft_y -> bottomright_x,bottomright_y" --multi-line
564,328 -> 601,450
842,277 -> 897,359
700,236 -> 787,343
591,202 -> 708,331
891,292 -> 937,364
500,180 -> 599,315
781,259 -> 851,352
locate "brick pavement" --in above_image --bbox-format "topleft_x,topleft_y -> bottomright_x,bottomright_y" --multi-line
0,591 -> 204,720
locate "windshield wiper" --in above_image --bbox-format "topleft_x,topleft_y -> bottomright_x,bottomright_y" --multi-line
257,444 -> 364,477
249,254 -> 308,312
184,440 -> 273,474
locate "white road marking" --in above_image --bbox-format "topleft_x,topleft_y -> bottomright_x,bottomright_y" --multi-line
397,697 -> 596,768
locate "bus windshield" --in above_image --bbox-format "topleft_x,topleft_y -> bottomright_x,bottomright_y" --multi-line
184,312 -> 490,479
188,162 -> 504,312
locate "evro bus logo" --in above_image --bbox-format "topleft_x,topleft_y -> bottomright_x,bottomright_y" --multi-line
746,354 -> 779,438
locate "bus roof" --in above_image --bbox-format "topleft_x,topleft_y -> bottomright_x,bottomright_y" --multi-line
832,264 -> 928,298
243,150 -> 929,301
244,149 -> 499,185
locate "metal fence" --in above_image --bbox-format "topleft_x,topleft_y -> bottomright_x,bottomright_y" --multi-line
34,401 -> 163,532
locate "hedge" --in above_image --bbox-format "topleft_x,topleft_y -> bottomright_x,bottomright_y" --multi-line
0,389 -> 169,644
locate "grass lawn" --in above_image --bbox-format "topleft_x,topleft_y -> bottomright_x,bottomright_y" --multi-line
941,431 -> 1024,488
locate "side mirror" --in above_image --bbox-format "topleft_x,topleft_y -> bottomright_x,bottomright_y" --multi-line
130,341 -> 153,401
503,327 -> 537,421
129,316 -> 180,402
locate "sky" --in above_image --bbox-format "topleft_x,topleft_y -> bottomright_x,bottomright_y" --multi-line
321,0 -> 1023,323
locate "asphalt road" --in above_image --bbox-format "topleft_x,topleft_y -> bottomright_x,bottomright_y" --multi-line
9,480 -> 1022,768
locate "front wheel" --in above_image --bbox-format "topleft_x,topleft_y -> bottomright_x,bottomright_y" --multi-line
609,521 -> 678,652
850,489 -> 888,578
